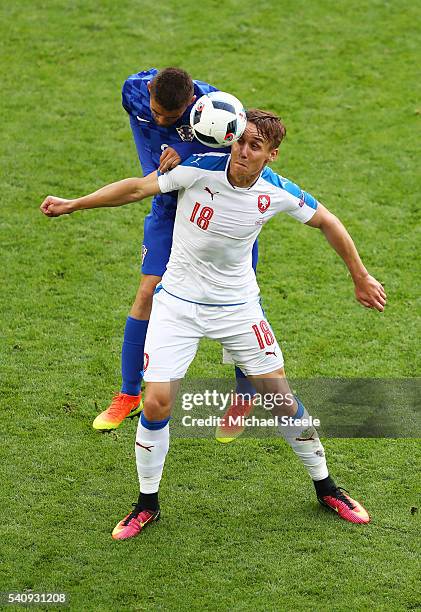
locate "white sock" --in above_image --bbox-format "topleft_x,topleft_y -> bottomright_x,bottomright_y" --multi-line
135,420 -> 170,494
278,402 -> 329,481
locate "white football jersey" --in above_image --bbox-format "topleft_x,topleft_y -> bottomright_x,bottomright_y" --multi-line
157,153 -> 319,305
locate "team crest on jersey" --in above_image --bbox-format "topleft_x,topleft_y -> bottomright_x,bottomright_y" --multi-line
176,125 -> 195,142
258,194 -> 271,213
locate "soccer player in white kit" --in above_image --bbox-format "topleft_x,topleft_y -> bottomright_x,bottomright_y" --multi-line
40,109 -> 387,539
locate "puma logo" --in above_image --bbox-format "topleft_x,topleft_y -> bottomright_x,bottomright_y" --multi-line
136,442 -> 154,452
265,351 -> 277,356
204,186 -> 219,200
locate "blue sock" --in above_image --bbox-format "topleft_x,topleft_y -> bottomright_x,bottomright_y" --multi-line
235,366 -> 256,397
121,316 -> 149,396
140,412 -> 170,430
293,397 -> 305,419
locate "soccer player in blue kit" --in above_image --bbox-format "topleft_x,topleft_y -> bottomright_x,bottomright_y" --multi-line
92,67 -> 257,432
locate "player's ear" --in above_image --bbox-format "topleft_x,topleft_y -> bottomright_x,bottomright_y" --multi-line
190,95 -> 197,105
147,82 -> 151,92
268,148 -> 278,163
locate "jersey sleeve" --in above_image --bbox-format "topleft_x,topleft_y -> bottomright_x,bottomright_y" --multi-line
129,115 -> 156,176
121,69 -> 157,117
262,167 -> 319,223
122,79 -> 137,116
157,163 -> 198,193
284,187 -> 319,223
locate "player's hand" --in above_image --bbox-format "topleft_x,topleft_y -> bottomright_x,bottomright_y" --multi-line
354,274 -> 387,312
40,196 -> 75,217
159,147 -> 181,173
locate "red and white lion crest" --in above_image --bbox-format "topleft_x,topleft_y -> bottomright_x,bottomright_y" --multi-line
258,194 -> 271,213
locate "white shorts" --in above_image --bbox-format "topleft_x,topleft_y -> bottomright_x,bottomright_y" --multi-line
143,289 -> 284,382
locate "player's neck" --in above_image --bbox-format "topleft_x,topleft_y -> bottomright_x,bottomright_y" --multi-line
227,168 -> 261,189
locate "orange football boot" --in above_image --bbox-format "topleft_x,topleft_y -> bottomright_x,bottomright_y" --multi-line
215,395 -> 254,443
92,392 -> 142,431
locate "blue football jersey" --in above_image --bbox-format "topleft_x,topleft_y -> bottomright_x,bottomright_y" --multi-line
122,68 -> 220,216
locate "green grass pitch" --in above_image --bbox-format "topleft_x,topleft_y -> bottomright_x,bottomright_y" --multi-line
1,0 -> 420,610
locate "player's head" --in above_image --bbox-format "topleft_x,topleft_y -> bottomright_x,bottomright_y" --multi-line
229,109 -> 286,183
246,109 -> 286,150
148,67 -> 196,126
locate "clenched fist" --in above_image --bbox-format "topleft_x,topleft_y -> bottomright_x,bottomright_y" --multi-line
40,196 -> 75,217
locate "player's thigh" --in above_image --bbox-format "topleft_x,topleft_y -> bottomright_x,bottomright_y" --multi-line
142,211 -> 175,277
144,290 -> 202,382
214,301 -> 284,376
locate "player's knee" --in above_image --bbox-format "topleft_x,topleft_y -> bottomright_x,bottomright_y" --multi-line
143,395 -> 171,421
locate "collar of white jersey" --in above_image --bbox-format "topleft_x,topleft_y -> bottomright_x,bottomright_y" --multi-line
225,154 -> 265,191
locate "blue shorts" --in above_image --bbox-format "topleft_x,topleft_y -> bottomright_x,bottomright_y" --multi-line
141,208 -> 259,277
142,209 -> 176,276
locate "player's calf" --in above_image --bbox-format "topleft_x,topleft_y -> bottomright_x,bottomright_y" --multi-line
278,399 -> 370,524
112,410 -> 170,540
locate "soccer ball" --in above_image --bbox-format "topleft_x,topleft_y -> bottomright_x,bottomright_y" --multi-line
190,91 -> 247,148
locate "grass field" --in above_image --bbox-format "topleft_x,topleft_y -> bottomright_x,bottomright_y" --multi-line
1,0 -> 420,610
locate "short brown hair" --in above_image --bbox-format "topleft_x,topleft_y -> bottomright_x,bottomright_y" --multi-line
149,67 -> 194,111
246,109 -> 286,149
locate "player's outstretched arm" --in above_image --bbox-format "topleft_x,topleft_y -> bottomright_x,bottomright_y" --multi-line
40,172 -> 160,218
306,203 -> 387,311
